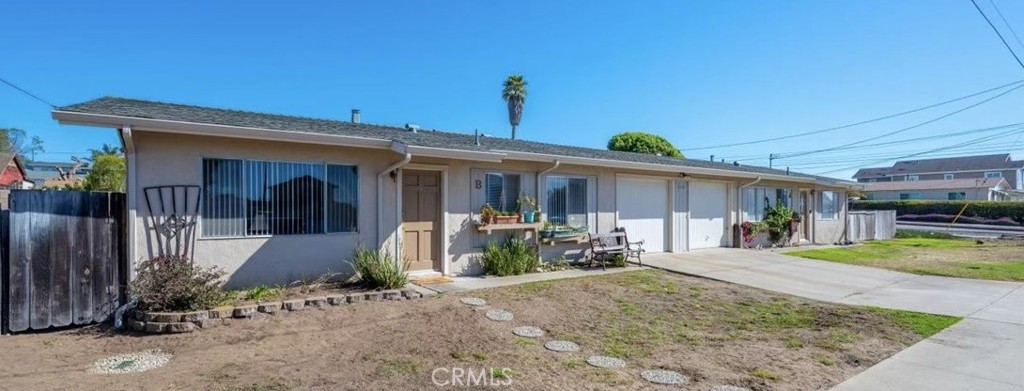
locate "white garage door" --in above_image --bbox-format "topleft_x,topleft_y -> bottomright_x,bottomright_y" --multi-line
616,176 -> 668,253
688,181 -> 728,249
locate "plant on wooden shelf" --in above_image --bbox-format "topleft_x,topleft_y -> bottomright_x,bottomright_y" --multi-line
517,194 -> 539,224
480,203 -> 497,225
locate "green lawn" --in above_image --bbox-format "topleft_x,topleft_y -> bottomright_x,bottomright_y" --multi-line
788,238 -> 1024,281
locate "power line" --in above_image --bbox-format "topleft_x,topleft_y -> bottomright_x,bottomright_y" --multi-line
777,82 -> 1024,160
971,0 -> 1024,70
783,136 -> 1024,167
0,76 -> 56,108
788,142 -> 1024,169
987,0 -> 1024,50
678,78 -> 1024,151
814,126 -> 1024,175
733,122 -> 1024,162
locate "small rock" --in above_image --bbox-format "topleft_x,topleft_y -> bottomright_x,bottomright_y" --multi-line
512,326 -> 544,338
381,290 -> 401,300
126,318 -> 145,332
144,322 -> 167,333
233,305 -> 258,318
586,356 -> 626,369
327,295 -> 348,305
641,369 -> 689,385
193,319 -> 219,329
347,294 -> 364,304
283,299 -> 305,311
132,310 -> 146,321
460,297 -> 487,306
710,386 -> 751,391
305,297 -> 328,308
400,289 -> 421,299
485,309 -> 513,322
145,312 -> 181,323
166,322 -> 196,333
258,302 -> 281,314
544,341 -> 580,352
365,292 -> 384,301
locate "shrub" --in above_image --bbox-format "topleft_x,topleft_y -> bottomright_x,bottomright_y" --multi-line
851,200 -> 1024,225
350,247 -> 410,290
129,256 -> 227,312
481,235 -> 539,276
763,201 -> 795,246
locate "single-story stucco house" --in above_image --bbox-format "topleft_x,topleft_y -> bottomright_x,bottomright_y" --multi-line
53,97 -> 853,288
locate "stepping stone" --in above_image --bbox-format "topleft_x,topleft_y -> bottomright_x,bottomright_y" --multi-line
710,386 -> 751,391
485,309 -> 513,322
641,369 -> 689,386
512,326 -> 544,338
544,340 -> 580,352
460,297 -> 487,307
586,356 -> 627,369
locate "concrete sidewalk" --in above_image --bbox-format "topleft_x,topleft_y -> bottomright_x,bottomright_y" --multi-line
644,249 -> 1024,391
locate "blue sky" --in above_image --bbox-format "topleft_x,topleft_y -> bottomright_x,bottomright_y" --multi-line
2,0 -> 1022,178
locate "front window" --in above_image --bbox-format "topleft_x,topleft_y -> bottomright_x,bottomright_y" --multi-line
944,174 -> 954,180
819,191 -> 839,220
948,192 -> 966,200
907,175 -> 919,181
985,172 -> 1002,178
899,192 -> 922,200
744,187 -> 792,221
546,176 -> 589,227
485,172 -> 521,213
201,158 -> 358,237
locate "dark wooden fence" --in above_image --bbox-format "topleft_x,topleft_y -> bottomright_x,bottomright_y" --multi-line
2,190 -> 126,333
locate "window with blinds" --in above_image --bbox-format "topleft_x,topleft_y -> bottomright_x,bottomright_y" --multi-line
201,158 -> 358,237
485,172 -> 520,213
546,176 -> 588,227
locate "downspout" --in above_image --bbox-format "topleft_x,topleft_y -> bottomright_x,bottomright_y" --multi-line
114,125 -> 137,330
377,146 -> 412,255
737,177 -> 762,249
536,160 -> 561,219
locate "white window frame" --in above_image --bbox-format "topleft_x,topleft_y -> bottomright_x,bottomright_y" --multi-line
944,174 -> 954,180
907,175 -> 919,181
743,186 -> 792,221
199,157 -> 360,239
818,191 -> 839,220
984,171 -> 1002,179
483,171 -> 523,213
544,174 -> 597,231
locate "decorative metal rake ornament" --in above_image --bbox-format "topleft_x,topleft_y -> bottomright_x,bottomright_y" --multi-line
143,185 -> 201,259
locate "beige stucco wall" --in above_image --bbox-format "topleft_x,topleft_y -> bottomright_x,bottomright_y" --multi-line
132,131 -> 403,288
130,131 -> 849,287
813,190 -> 847,244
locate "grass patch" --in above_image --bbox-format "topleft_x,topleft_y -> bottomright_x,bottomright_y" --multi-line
490,368 -> 513,380
785,335 -> 805,349
377,359 -> 423,376
587,368 -> 629,386
619,271 -> 679,294
866,307 -> 962,337
895,229 -> 959,239
814,352 -> 837,366
472,353 -> 488,361
513,337 -> 536,347
751,368 -> 782,380
450,351 -> 467,360
563,356 -> 585,369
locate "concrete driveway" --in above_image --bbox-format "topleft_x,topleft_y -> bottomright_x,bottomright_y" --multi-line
644,248 -> 1024,391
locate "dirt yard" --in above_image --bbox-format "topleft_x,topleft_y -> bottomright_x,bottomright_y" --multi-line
0,270 -> 956,391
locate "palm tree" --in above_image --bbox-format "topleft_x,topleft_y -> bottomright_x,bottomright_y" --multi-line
502,74 -> 528,140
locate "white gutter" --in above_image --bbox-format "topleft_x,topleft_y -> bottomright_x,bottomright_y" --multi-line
377,144 -> 412,254
118,125 -> 138,280
737,177 -> 762,249
495,149 -> 815,183
536,160 -> 561,217
53,110 -> 394,150
405,145 -> 506,162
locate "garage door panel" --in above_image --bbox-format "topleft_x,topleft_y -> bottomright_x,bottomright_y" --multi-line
689,181 -> 728,249
616,177 -> 668,253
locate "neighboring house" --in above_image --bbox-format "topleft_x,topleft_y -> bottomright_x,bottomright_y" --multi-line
861,178 -> 1012,201
853,154 -> 1024,190
24,160 -> 90,187
0,154 -> 32,190
53,97 -> 853,287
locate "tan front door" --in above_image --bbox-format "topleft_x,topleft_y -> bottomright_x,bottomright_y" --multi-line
402,170 -> 441,271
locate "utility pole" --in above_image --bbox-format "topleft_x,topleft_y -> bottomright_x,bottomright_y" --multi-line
769,153 -> 780,169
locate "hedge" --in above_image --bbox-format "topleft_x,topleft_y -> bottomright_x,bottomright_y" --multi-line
851,200 -> 1024,225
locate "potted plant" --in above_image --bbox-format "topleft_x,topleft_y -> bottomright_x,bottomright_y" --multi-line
518,195 -> 538,224
480,203 -> 496,225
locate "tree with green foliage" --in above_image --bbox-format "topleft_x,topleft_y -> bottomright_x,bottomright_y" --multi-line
87,143 -> 124,160
502,74 -> 528,140
0,128 -> 44,161
607,131 -> 683,158
82,154 -> 126,192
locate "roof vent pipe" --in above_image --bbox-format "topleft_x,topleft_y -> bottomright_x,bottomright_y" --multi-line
351,109 -> 360,124
710,155 -> 715,162
405,123 -> 420,133
786,167 -> 790,175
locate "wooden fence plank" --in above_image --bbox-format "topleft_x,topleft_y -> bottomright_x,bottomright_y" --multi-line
7,193 -> 31,332
50,192 -> 74,328
92,193 -> 113,323
72,192 -> 92,325
29,192 -> 53,330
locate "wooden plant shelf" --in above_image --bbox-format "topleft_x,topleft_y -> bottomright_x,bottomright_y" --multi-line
476,222 -> 543,235
540,234 -> 588,246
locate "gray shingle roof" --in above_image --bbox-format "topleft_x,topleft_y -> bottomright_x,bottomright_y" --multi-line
853,154 -> 1023,178
57,97 -> 851,184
